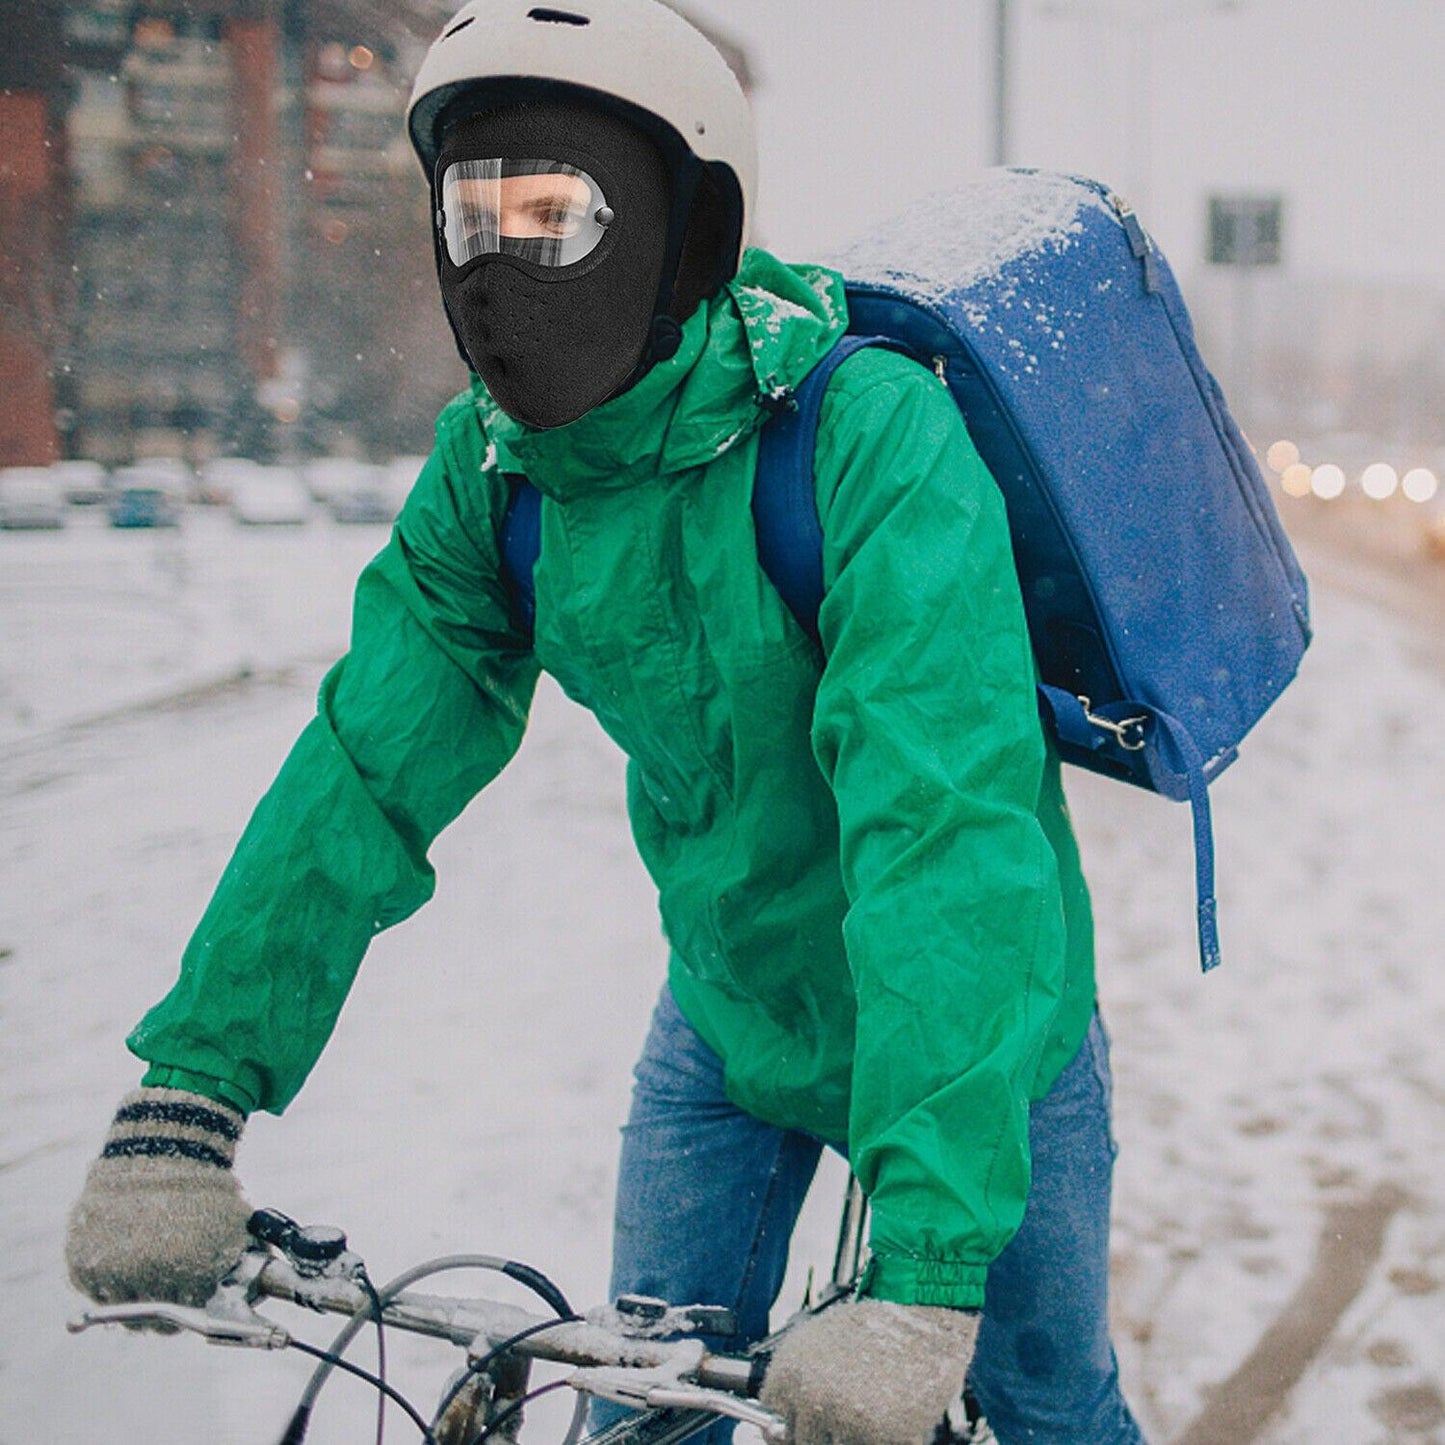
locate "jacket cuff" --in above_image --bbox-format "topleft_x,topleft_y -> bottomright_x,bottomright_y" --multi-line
860,1250 -> 989,1310
140,1064 -> 256,1118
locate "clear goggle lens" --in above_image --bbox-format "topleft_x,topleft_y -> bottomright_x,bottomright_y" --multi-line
439,160 -> 612,268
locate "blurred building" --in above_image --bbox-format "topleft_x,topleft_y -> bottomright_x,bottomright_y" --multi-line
0,5 -> 68,467
50,0 -> 416,463
62,7 -> 259,463
1,0 -> 416,465
1187,269 -> 1445,451
2,0 -> 751,467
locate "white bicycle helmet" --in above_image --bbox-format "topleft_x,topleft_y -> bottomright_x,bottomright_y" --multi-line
407,0 -> 758,271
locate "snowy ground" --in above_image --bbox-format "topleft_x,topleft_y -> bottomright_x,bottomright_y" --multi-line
1,509 -> 1442,1444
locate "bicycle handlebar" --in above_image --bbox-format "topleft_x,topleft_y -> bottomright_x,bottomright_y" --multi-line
69,1242 -> 785,1441
252,1249 -> 760,1392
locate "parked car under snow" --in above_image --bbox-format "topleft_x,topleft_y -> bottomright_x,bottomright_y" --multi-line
108,462 -> 188,528
328,465 -> 398,525
109,483 -> 182,529
229,466 -> 312,526
50,459 -> 110,507
0,468 -> 68,530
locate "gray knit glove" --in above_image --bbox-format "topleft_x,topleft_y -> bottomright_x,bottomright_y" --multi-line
66,1086 -> 254,1308
760,1298 -> 980,1445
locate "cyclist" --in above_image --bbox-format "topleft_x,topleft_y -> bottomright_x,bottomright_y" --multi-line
67,3 -> 1147,1441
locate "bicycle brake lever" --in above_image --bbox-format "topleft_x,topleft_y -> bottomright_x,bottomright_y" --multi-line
67,1301 -> 290,1349
68,1251 -> 290,1349
638,1386 -> 787,1441
570,1355 -> 787,1443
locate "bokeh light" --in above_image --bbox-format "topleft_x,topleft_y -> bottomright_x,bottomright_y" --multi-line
1266,440 -> 1300,473
1360,462 -> 1398,500
1310,463 -> 1346,500
1402,467 -> 1439,504
1280,463 -> 1313,498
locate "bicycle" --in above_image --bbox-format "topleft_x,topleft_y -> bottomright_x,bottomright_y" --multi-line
68,1179 -> 991,1445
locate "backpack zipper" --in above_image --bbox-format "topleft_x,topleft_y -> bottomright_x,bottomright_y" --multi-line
1108,191 -> 1162,295
1100,190 -> 1309,640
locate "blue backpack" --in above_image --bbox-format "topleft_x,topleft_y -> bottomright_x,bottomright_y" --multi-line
504,171 -> 1312,972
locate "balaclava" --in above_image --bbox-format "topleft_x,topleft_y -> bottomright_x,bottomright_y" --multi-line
434,95 -> 677,429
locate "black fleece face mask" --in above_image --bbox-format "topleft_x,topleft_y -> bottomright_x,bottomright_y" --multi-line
435,101 -> 672,429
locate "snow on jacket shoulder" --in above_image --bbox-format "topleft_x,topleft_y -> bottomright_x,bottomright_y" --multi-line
131,247 -> 1095,1309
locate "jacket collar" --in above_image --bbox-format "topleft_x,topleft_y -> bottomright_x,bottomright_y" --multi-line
473,249 -> 849,500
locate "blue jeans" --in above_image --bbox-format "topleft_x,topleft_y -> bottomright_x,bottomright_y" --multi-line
600,988 -> 1146,1444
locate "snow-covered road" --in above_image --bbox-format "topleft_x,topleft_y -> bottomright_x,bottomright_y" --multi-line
2,512 -> 1441,1443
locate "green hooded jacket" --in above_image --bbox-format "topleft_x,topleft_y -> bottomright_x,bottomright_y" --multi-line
132,248 -> 1097,1309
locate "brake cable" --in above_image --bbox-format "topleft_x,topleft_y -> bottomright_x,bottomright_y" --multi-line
282,1338 -> 437,1443
428,1312 -> 582,1438
279,1241 -> 576,1444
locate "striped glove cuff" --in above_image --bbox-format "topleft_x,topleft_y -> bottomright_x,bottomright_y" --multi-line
103,1087 -> 244,1172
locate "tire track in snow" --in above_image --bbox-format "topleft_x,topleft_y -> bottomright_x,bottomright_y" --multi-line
1171,1183 -> 1408,1445
0,662 -> 322,802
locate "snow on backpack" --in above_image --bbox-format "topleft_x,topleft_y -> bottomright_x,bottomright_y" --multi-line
502,170 -> 1312,973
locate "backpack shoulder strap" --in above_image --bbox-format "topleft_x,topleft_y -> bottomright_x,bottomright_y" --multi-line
500,472 -> 542,633
752,335 -> 903,645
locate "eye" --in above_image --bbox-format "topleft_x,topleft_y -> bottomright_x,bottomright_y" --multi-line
538,203 -> 584,236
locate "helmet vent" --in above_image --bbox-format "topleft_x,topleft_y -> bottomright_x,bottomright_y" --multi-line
443,16 -> 475,38
527,7 -> 591,24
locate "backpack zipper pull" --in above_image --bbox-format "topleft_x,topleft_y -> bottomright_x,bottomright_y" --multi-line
1110,193 -> 1162,295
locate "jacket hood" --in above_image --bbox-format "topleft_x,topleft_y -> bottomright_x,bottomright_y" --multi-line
471,248 -> 849,499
